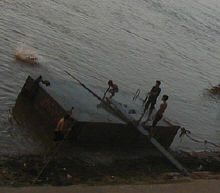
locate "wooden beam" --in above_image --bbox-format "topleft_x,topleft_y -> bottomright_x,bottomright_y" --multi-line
108,98 -> 190,176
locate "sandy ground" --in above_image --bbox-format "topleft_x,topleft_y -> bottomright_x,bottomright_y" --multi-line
0,179 -> 219,193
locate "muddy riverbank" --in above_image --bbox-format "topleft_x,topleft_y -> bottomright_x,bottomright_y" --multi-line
1,146 -> 220,187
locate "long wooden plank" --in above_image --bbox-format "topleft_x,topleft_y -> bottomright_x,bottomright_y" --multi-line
107,98 -> 190,176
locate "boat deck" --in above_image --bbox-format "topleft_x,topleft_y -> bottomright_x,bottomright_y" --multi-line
44,78 -> 173,127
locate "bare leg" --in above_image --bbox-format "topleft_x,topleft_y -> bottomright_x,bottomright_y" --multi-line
137,100 -> 151,124
141,107 -> 154,125
102,87 -> 110,100
146,108 -> 154,122
109,92 -> 114,99
149,127 -> 156,137
137,105 -> 148,124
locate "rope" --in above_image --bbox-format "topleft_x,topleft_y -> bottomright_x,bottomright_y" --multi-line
179,127 -> 191,138
64,70 -> 102,101
179,127 -> 220,148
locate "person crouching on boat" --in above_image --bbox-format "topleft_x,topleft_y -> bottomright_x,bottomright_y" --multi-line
102,80 -> 119,100
145,95 -> 168,137
53,114 -> 71,142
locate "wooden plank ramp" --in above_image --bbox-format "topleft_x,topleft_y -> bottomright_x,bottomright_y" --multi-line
107,98 -> 190,176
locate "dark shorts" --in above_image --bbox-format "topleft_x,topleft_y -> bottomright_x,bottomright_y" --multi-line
145,98 -> 156,110
152,114 -> 163,127
53,131 -> 64,141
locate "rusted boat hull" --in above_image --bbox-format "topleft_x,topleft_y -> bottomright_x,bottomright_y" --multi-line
13,76 -> 179,148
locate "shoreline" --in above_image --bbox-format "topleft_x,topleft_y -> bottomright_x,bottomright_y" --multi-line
1,180 -> 220,193
1,147 -> 220,187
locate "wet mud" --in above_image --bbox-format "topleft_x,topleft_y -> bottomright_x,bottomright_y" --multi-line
1,149 -> 220,187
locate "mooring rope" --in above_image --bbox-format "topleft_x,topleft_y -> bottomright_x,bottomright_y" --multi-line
179,127 -> 220,148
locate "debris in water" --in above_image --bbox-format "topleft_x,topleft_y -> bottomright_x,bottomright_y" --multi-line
208,84 -> 220,96
15,45 -> 39,65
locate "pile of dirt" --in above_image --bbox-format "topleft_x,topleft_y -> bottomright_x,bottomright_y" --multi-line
0,154 -> 173,186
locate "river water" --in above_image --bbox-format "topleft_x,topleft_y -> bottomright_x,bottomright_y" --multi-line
0,0 -> 219,154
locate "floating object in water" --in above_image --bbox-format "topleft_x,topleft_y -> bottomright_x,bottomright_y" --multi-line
15,46 -> 39,65
209,84 -> 220,96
